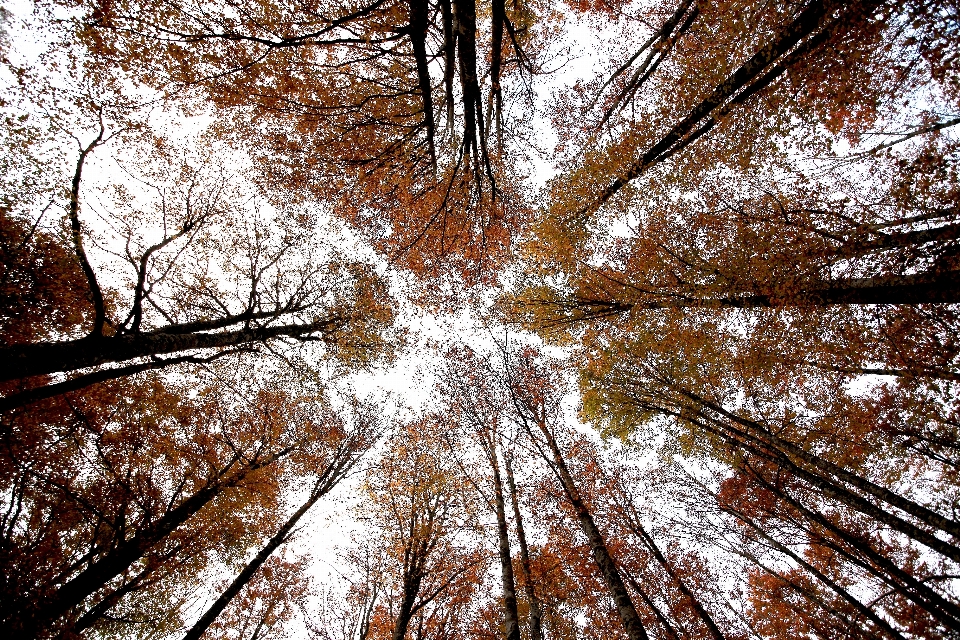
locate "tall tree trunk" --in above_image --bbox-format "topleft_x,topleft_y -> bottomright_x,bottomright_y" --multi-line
505,456 -> 544,640
748,466 -> 960,631
535,422 -> 649,640
1,315 -> 345,381
628,519 -> 726,640
453,0 -> 480,160
408,0 -> 436,169
590,0 -> 875,213
490,451 -> 521,640
688,410 -> 960,564
439,0 -> 456,134
181,486 -> 326,640
722,504 -> 908,640
683,391 -> 960,540
391,566 -> 425,640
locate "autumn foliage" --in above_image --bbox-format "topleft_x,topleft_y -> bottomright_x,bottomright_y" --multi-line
3,1 -> 960,639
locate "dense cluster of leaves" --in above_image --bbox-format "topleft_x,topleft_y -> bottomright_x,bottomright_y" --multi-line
3,1 -> 960,639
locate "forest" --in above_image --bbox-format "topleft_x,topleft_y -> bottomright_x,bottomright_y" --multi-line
2,0 -> 959,638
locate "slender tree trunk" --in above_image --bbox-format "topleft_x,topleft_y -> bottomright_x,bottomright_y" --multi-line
723,505 -> 907,640
505,456 -> 544,640
629,520 -> 726,640
623,568 -> 680,640
0,351 -> 239,412
683,392 -> 960,540
536,422 -> 649,640
590,0 -> 873,213
69,127 -> 107,338
688,410 -> 960,564
748,466 -> 960,631
181,487 -> 326,640
19,451 -> 289,639
835,222 -> 960,258
490,453 -> 521,640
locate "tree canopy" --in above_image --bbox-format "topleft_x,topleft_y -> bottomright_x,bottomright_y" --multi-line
3,1 -> 960,639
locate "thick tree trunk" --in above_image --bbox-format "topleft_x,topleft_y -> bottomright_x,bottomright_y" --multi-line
836,222 -> 960,258
0,351 -> 238,412
548,268 -> 960,329
488,0 -> 505,140
391,569 -> 425,640
408,0 -> 436,168
440,0 -> 456,133
1,315 -> 343,382
505,456 -> 544,640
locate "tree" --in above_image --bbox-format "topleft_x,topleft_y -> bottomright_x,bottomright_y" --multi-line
363,419 -> 485,640
2,378 -> 362,639
0,119 -> 397,410
440,345 -> 522,640
68,0 -> 557,290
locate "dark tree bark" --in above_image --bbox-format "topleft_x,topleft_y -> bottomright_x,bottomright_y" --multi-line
748,467 -> 960,631
68,124 -> 107,338
533,421 -> 649,640
0,350 -> 243,412
721,504 -> 908,640
1,314 -> 346,382
181,491 -> 320,640
505,455 -> 544,640
534,268 -> 960,329
181,432 -> 367,640
625,518 -> 726,640
16,448 -> 291,640
408,0 -> 436,169
587,0 -> 879,215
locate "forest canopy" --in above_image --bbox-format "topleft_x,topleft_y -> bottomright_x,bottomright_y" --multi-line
3,1 -> 960,639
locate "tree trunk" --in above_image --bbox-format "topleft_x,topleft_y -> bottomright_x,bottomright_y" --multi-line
689,410 -> 960,564
1,315 -> 344,381
408,0 -> 436,169
749,466 -> 960,631
505,456 -> 544,640
630,520 -> 725,640
684,391 -> 960,540
590,0 -> 867,213
391,568 -> 425,640
724,505 -> 907,640
490,453 -> 521,640
536,422 -> 649,640
20,450 -> 289,640
181,487 -> 326,640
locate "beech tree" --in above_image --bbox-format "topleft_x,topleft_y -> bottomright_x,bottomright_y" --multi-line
360,419 -> 485,640
0,116 -> 397,411
66,0 -> 557,289
1,375 -> 373,639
